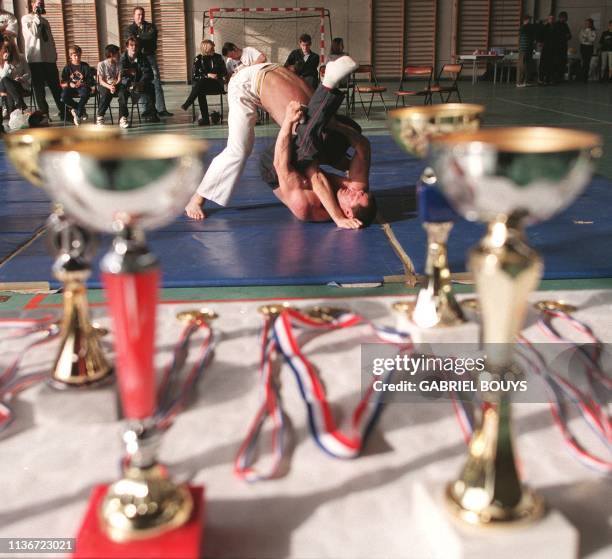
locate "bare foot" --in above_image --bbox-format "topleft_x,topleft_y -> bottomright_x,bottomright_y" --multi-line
185,193 -> 206,220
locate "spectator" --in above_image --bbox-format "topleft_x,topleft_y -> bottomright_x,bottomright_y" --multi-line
0,40 -> 30,122
60,45 -> 94,126
119,36 -> 158,126
600,20 -> 612,81
539,15 -> 559,85
96,43 -> 124,126
517,15 -> 535,87
555,11 -> 572,82
21,0 -> 64,120
221,42 -> 266,79
579,19 -> 597,83
328,37 -> 347,62
0,1 -> 18,44
126,6 -> 172,117
285,33 -> 320,89
181,39 -> 226,126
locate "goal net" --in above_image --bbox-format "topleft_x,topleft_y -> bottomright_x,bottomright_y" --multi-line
204,7 -> 333,65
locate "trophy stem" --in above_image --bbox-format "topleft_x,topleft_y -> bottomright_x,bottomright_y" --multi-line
48,214 -> 112,389
100,225 -> 193,540
412,221 -> 465,328
445,217 -> 545,526
49,274 -> 112,388
100,420 -> 194,542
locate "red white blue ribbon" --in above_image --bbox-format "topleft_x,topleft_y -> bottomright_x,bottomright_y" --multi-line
235,307 -> 413,482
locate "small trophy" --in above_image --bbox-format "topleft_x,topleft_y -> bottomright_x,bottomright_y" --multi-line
388,104 -> 484,328
429,127 -> 601,525
40,134 -> 208,556
3,127 -> 119,388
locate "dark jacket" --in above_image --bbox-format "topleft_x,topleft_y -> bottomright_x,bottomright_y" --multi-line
192,53 -> 227,81
60,61 -> 95,88
126,21 -> 158,56
119,51 -> 153,89
601,30 -> 612,52
285,48 -> 320,83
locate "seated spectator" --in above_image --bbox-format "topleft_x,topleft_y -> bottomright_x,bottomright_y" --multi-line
221,42 -> 266,79
285,33 -> 319,89
119,35 -> 158,127
600,20 -> 612,81
96,44 -> 122,126
0,1 -> 18,44
21,0 -> 65,120
0,40 -> 31,122
60,45 -> 94,126
181,39 -> 226,126
328,37 -> 347,62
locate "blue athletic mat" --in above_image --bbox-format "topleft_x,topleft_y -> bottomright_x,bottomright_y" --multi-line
1,135 -> 611,287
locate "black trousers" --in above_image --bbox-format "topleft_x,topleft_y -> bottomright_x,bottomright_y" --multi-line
183,78 -> 224,119
0,77 -> 27,113
61,86 -> 90,117
29,61 -> 64,115
295,84 -> 345,163
97,86 -> 128,118
580,44 -> 594,82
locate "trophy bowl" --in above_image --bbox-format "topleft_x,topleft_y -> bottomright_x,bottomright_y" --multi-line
40,134 -> 207,233
3,125 -> 120,187
388,103 -> 484,159
429,127 -> 602,224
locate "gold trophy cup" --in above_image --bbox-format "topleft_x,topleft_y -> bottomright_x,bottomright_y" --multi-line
430,127 -> 602,525
388,104 -> 484,328
3,127 -> 118,388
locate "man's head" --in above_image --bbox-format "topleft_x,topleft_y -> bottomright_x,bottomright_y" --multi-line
222,42 -> 241,60
585,18 -> 594,29
201,39 -> 215,56
30,1 -> 45,15
547,14 -> 555,24
558,11 -> 568,23
299,34 -> 312,55
126,36 -> 138,58
133,7 -> 144,25
105,43 -> 120,62
337,187 -> 377,226
68,45 -> 82,65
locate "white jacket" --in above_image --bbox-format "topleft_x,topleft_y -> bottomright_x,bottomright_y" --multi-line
21,13 -> 57,64
579,28 -> 597,46
0,54 -> 31,90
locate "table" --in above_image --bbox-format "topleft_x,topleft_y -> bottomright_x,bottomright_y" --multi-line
458,54 -> 504,84
1,291 -> 611,558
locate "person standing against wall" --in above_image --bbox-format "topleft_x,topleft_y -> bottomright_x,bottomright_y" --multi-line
517,15 -> 535,87
21,0 -> 65,120
579,19 -> 597,83
126,6 -> 173,117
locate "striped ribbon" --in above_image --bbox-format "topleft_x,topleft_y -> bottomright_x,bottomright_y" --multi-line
235,307 -> 413,482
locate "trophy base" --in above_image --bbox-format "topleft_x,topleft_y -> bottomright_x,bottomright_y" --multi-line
414,481 -> 578,559
73,485 -> 204,559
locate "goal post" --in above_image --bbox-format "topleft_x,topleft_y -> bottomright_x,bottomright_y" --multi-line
204,7 -> 333,65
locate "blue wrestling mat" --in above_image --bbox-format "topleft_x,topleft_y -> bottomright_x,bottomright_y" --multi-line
1,135 -> 611,287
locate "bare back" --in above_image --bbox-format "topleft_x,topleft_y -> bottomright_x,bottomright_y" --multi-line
260,67 -> 313,125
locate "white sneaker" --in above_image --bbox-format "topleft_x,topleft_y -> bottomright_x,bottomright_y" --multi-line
96,115 -> 104,126
71,108 -> 80,126
322,55 -> 359,89
81,111 -> 88,121
119,116 -> 130,129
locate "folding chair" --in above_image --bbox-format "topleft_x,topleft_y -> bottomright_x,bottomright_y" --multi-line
394,66 -> 434,107
352,65 -> 387,119
430,63 -> 463,103
96,75 -> 141,126
62,84 -> 98,127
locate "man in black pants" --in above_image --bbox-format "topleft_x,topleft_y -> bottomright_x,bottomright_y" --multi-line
21,0 -> 64,119
259,81 -> 376,229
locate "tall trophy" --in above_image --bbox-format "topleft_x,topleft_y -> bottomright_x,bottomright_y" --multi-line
3,127 -> 118,388
40,134 -> 208,557
429,127 -> 601,528
388,104 -> 484,328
